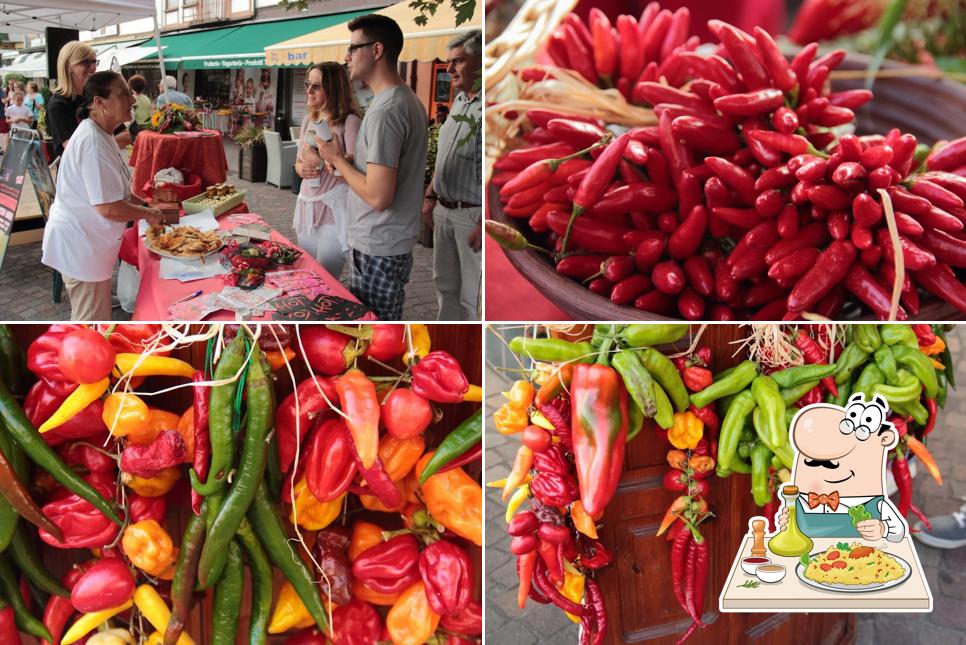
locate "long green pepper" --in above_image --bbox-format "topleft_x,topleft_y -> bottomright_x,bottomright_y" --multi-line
418,410 -> 483,483
833,344 -> 870,385
717,390 -> 756,472
0,552 -> 51,640
636,348 -> 689,412
691,360 -> 758,409
611,350 -> 658,418
164,507 -> 207,645
873,345 -> 898,383
890,344 -> 939,398
210,541 -> 244,645
507,337 -> 595,363
236,518 -> 271,645
770,364 -> 836,389
619,324 -> 689,347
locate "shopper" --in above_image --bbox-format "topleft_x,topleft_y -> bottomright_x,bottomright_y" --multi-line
293,61 -> 362,277
156,75 -> 193,108
128,74 -> 153,128
316,14 -> 428,320
423,30 -> 483,320
42,71 -> 163,320
24,81 -> 44,126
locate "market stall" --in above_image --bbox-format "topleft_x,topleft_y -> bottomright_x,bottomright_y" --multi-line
490,323 -> 953,644
0,323 -> 483,644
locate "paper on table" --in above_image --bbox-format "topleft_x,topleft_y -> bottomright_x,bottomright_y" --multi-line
139,209 -> 219,235
215,286 -> 282,317
167,292 -> 223,319
159,255 -> 229,281
266,269 -> 332,297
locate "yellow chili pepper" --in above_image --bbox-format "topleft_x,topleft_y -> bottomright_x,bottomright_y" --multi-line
493,403 -> 528,435
61,600 -> 133,645
529,410 -> 555,431
102,392 -> 151,438
267,580 -> 315,634
114,354 -> 196,379
486,478 -> 507,488
122,520 -> 179,579
570,500 -> 598,539
39,378 -> 110,433
931,358 -> 945,369
87,629 -> 136,645
122,466 -> 181,497
463,384 -> 483,402
289,478 -> 344,530
133,585 -> 195,645
668,411 -> 703,450
560,564 -> 586,623
143,633 -> 164,645
505,483 -> 530,523
403,324 -> 431,365
502,445 -> 534,501
505,380 -> 535,408
920,336 -> 946,356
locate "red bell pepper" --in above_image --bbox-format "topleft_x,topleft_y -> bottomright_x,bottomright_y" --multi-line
411,351 -> 469,403
191,370 -> 210,516
298,327 -> 362,375
570,363 -> 629,517
57,328 -> 116,385
380,388 -> 432,440
305,418 -> 357,503
363,325 -> 406,361
335,369 -> 380,469
440,599 -> 482,636
25,380 -> 108,447
330,598 -> 382,645
351,534 -> 420,595
40,471 -> 119,549
120,430 -> 186,478
419,539 -> 473,616
311,527 -> 353,606
276,375 -> 338,473
70,557 -> 135,613
127,492 -> 166,524
26,324 -> 85,386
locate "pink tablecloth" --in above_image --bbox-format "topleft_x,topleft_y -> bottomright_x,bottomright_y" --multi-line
129,130 -> 228,198
133,214 -> 376,321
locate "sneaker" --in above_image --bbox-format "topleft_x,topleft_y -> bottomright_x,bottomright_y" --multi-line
913,497 -> 966,549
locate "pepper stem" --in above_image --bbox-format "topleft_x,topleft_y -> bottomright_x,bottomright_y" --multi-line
559,205 -> 586,256
326,324 -> 373,341
547,136 -> 612,172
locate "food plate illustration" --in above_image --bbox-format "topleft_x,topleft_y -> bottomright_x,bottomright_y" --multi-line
795,546 -> 911,593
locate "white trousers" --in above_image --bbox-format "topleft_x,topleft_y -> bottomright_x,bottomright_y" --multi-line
432,204 -> 481,320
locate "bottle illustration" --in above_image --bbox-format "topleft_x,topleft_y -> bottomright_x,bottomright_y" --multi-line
768,484 -> 814,557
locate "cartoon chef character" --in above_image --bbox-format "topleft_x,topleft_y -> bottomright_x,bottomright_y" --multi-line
776,393 -> 906,542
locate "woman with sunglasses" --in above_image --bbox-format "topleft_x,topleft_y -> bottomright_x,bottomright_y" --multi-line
46,41 -> 135,159
293,62 -> 361,277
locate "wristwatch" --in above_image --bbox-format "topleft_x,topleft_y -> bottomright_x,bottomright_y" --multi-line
424,192 -> 438,201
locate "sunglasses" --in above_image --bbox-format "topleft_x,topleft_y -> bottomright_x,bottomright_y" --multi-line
303,80 -> 322,92
346,41 -> 376,55
76,58 -> 98,67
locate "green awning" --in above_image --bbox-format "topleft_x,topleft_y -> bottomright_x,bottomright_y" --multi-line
143,11 -> 371,70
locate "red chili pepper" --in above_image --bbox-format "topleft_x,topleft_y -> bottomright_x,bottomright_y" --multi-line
26,324 -> 85,386
70,557 -> 135,613
747,130 -> 810,156
926,136 -> 966,172
593,182 -> 677,215
787,240 -> 856,312
298,326 -> 361,375
546,119 -> 607,150
910,179 -> 965,213
556,255 -> 607,280
617,14 -> 643,85
652,260 -> 686,294
419,539 -> 473,616
713,206 -> 764,230
516,552 -> 537,609
120,430 -> 185,479
441,599 -> 482,636
913,263 -> 966,314
752,27 -> 797,91
561,23 -> 599,85
127,492 -> 166,524
669,116 -> 741,155
923,398 -> 938,437
190,370 -> 210,515
877,229 -> 936,271
40,471 -> 119,549
715,22 -> 769,90
892,451 -> 912,517
705,156 -> 757,205
756,165 -> 796,192
40,595 -> 70,645
640,8 -> 671,63
547,210 -> 632,255
844,262 -> 908,320
610,274 -> 652,305
713,88 -> 784,117
352,534 -> 420,595
410,351 -> 469,403
305,417 -> 356,502
683,255 -> 713,297
589,8 -> 618,82
380,387 -> 432,440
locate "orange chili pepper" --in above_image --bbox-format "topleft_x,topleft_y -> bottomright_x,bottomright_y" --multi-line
502,445 -> 534,501
905,436 -> 943,486
505,380 -> 535,409
348,521 -> 384,561
536,363 -> 574,406
335,369 -> 380,469
351,578 -> 400,606
127,409 -> 180,446
378,434 -> 425,482
416,452 -> 482,546
920,336 -> 945,356
175,407 -> 196,462
570,499 -> 598,539
122,520 -> 178,579
102,392 -> 151,438
264,347 -> 296,371
666,449 -> 688,470
493,403 -> 528,435
656,495 -> 689,536
386,582 -> 440,645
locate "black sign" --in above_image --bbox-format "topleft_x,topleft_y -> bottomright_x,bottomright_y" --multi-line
0,134 -> 34,272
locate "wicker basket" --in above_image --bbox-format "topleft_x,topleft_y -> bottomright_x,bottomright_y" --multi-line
153,184 -> 180,203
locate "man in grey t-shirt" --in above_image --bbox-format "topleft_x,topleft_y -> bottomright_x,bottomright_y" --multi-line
317,14 -> 427,320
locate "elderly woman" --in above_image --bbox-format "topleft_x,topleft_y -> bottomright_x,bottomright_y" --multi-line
46,41 -> 134,159
293,62 -> 361,277
42,71 -> 162,320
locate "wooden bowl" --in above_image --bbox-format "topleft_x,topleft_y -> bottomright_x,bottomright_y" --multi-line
488,53 -> 966,321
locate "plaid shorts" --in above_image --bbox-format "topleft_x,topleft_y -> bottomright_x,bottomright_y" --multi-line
348,248 -> 413,320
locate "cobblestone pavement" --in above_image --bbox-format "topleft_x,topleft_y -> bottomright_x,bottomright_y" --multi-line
0,139 -> 438,321
485,325 -> 966,645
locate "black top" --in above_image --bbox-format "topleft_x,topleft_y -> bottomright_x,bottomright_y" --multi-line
46,92 -> 139,159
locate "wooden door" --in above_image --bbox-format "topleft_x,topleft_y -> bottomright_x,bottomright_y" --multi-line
591,325 -> 855,645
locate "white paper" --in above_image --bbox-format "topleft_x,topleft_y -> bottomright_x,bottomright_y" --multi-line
139,209 -> 219,236
215,286 -> 282,317
159,255 -> 229,282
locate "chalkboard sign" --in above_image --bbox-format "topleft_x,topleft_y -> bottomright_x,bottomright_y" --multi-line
0,130 -> 55,271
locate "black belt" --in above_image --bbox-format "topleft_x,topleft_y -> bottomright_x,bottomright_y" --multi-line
438,198 -> 480,209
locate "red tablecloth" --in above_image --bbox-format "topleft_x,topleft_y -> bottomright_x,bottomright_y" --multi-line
133,213 -> 375,321
485,240 -> 569,320
129,130 -> 228,198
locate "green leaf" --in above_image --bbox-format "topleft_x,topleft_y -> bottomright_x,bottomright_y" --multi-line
836,541 -> 851,551
865,0 -> 909,88
738,580 -> 760,589
800,554 -> 811,567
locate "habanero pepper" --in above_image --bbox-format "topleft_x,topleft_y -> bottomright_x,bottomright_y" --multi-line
352,534 -> 421,595
26,380 -> 107,447
410,351 -> 470,403
40,470 -> 119,549
441,599 -> 482,636
329,599 -> 382,645
311,527 -> 353,606
416,453 -> 482,546
276,375 -> 338,474
26,325 -> 85,385
386,582 -> 440,645
570,363 -> 628,518
419,539 -> 472,616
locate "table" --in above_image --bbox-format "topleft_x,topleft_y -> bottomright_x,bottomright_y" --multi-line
132,212 -> 375,321
485,240 -> 568,320
129,130 -> 228,199
719,535 -> 932,611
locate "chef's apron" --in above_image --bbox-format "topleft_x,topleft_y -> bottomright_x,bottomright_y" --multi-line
795,495 -> 883,538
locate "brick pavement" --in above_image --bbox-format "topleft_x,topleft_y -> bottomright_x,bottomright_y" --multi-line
485,325 -> 966,645
0,138 -> 438,321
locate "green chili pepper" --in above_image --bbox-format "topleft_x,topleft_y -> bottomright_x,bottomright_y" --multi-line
781,380 -> 820,406
739,425 -> 755,444
591,324 -> 624,349
619,324 -> 690,348
8,524 -> 67,597
771,364 -> 836,389
833,344 -> 870,385
0,326 -> 25,398
165,506 -> 207,645
752,408 -> 794,469
832,379 -> 853,406
200,350 -> 273,588
264,435 -> 283,503
889,344 -> 939,398
750,442 -> 773,506
236,518 -> 271,645
737,441 -> 753,460
939,331 -> 955,388
854,325 -> 881,354
192,332 -> 247,496
210,541 -> 244,645
248,482 -> 329,632
716,454 -> 752,477
870,369 -> 921,405
0,380 -> 122,526
611,350 -> 658,418
852,363 -> 885,400
873,345 -> 898,383
691,360 -> 758,409
937,380 -> 948,408
418,410 -> 483,483
750,376 -> 786,449
718,389 -> 755,472
905,399 -> 929,425
880,324 -> 918,348
508,337 -> 595,363
0,552 -> 51,641
651,380 -> 674,430
626,398 -> 644,441
637,348 -> 689,412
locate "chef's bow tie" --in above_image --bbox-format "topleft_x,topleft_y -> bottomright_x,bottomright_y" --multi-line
807,491 -> 840,511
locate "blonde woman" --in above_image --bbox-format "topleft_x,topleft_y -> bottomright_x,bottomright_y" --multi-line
46,41 -> 132,159
293,62 -> 361,277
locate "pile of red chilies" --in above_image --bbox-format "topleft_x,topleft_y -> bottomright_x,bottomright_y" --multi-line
491,3 -> 966,320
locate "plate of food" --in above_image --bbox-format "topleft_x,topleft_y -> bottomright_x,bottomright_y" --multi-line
795,542 -> 911,593
146,224 -> 223,259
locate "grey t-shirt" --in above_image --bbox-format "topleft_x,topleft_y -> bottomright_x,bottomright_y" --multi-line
346,84 -> 428,256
